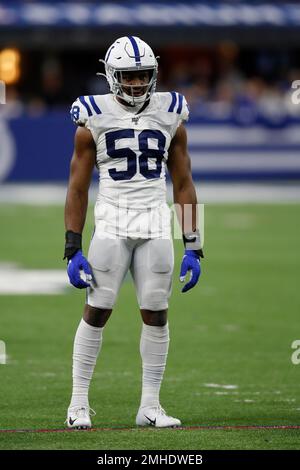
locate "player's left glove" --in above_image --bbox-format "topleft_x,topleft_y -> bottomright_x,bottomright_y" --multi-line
180,230 -> 204,293
180,250 -> 202,293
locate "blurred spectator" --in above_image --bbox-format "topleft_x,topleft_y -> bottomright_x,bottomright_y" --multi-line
3,44 -> 300,122
41,57 -> 64,107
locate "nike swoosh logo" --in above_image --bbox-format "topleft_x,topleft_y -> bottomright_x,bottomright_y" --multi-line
69,417 -> 78,426
186,235 -> 196,242
144,415 -> 156,426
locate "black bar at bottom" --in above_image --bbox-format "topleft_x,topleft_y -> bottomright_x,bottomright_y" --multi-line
0,450 -> 299,466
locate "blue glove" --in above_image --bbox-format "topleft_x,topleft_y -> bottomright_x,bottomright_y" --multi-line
179,249 -> 201,293
67,250 -> 93,289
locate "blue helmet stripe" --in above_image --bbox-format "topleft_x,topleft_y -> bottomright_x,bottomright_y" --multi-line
88,96 -> 101,114
176,94 -> 183,114
168,92 -> 177,112
79,96 -> 92,117
128,36 -> 141,64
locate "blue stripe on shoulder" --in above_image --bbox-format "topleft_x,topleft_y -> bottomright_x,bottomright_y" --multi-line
88,96 -> 102,114
176,94 -> 183,114
168,92 -> 177,112
79,96 -> 92,117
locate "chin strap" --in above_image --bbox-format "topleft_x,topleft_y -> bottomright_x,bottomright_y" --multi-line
121,90 -> 148,107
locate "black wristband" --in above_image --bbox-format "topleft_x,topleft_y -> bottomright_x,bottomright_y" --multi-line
183,230 -> 204,259
64,230 -> 82,260
193,248 -> 204,259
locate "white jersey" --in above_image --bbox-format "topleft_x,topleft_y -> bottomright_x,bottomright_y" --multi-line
70,92 -> 189,237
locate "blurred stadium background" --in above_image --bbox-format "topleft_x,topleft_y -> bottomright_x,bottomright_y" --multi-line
1,0 -> 300,191
1,0 -> 300,451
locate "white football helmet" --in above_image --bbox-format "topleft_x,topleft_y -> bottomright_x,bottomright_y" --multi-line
98,36 -> 158,106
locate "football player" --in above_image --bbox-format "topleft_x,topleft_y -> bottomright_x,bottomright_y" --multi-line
64,36 -> 203,429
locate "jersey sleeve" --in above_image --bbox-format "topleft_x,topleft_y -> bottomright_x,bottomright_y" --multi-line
180,95 -> 189,123
166,92 -> 189,121
165,92 -> 189,137
70,96 -> 90,126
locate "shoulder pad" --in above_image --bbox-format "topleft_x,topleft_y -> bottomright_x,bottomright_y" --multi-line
167,92 -> 189,122
70,95 -> 102,126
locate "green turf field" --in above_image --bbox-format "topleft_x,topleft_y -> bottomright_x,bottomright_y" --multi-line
0,203 -> 300,450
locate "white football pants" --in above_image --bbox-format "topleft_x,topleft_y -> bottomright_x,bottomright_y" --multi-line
87,233 -> 174,311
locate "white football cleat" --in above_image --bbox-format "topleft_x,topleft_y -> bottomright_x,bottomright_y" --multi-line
66,406 -> 95,430
136,405 -> 181,428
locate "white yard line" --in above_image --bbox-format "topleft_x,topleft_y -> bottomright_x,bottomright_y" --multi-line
203,383 -> 239,389
0,264 -> 68,294
0,183 -> 300,204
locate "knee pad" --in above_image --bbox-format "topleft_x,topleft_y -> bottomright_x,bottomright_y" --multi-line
139,280 -> 171,311
87,285 -> 116,310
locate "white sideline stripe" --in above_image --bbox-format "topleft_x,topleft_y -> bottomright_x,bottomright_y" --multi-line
1,183 -> 300,204
0,184 -> 69,205
190,152 -> 300,170
187,125 -> 300,146
191,184 -> 300,203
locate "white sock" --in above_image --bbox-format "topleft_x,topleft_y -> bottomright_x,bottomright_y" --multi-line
69,318 -> 103,409
139,322 -> 170,409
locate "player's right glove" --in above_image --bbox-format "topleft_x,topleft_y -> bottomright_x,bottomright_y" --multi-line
64,230 -> 92,289
67,250 -> 93,289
